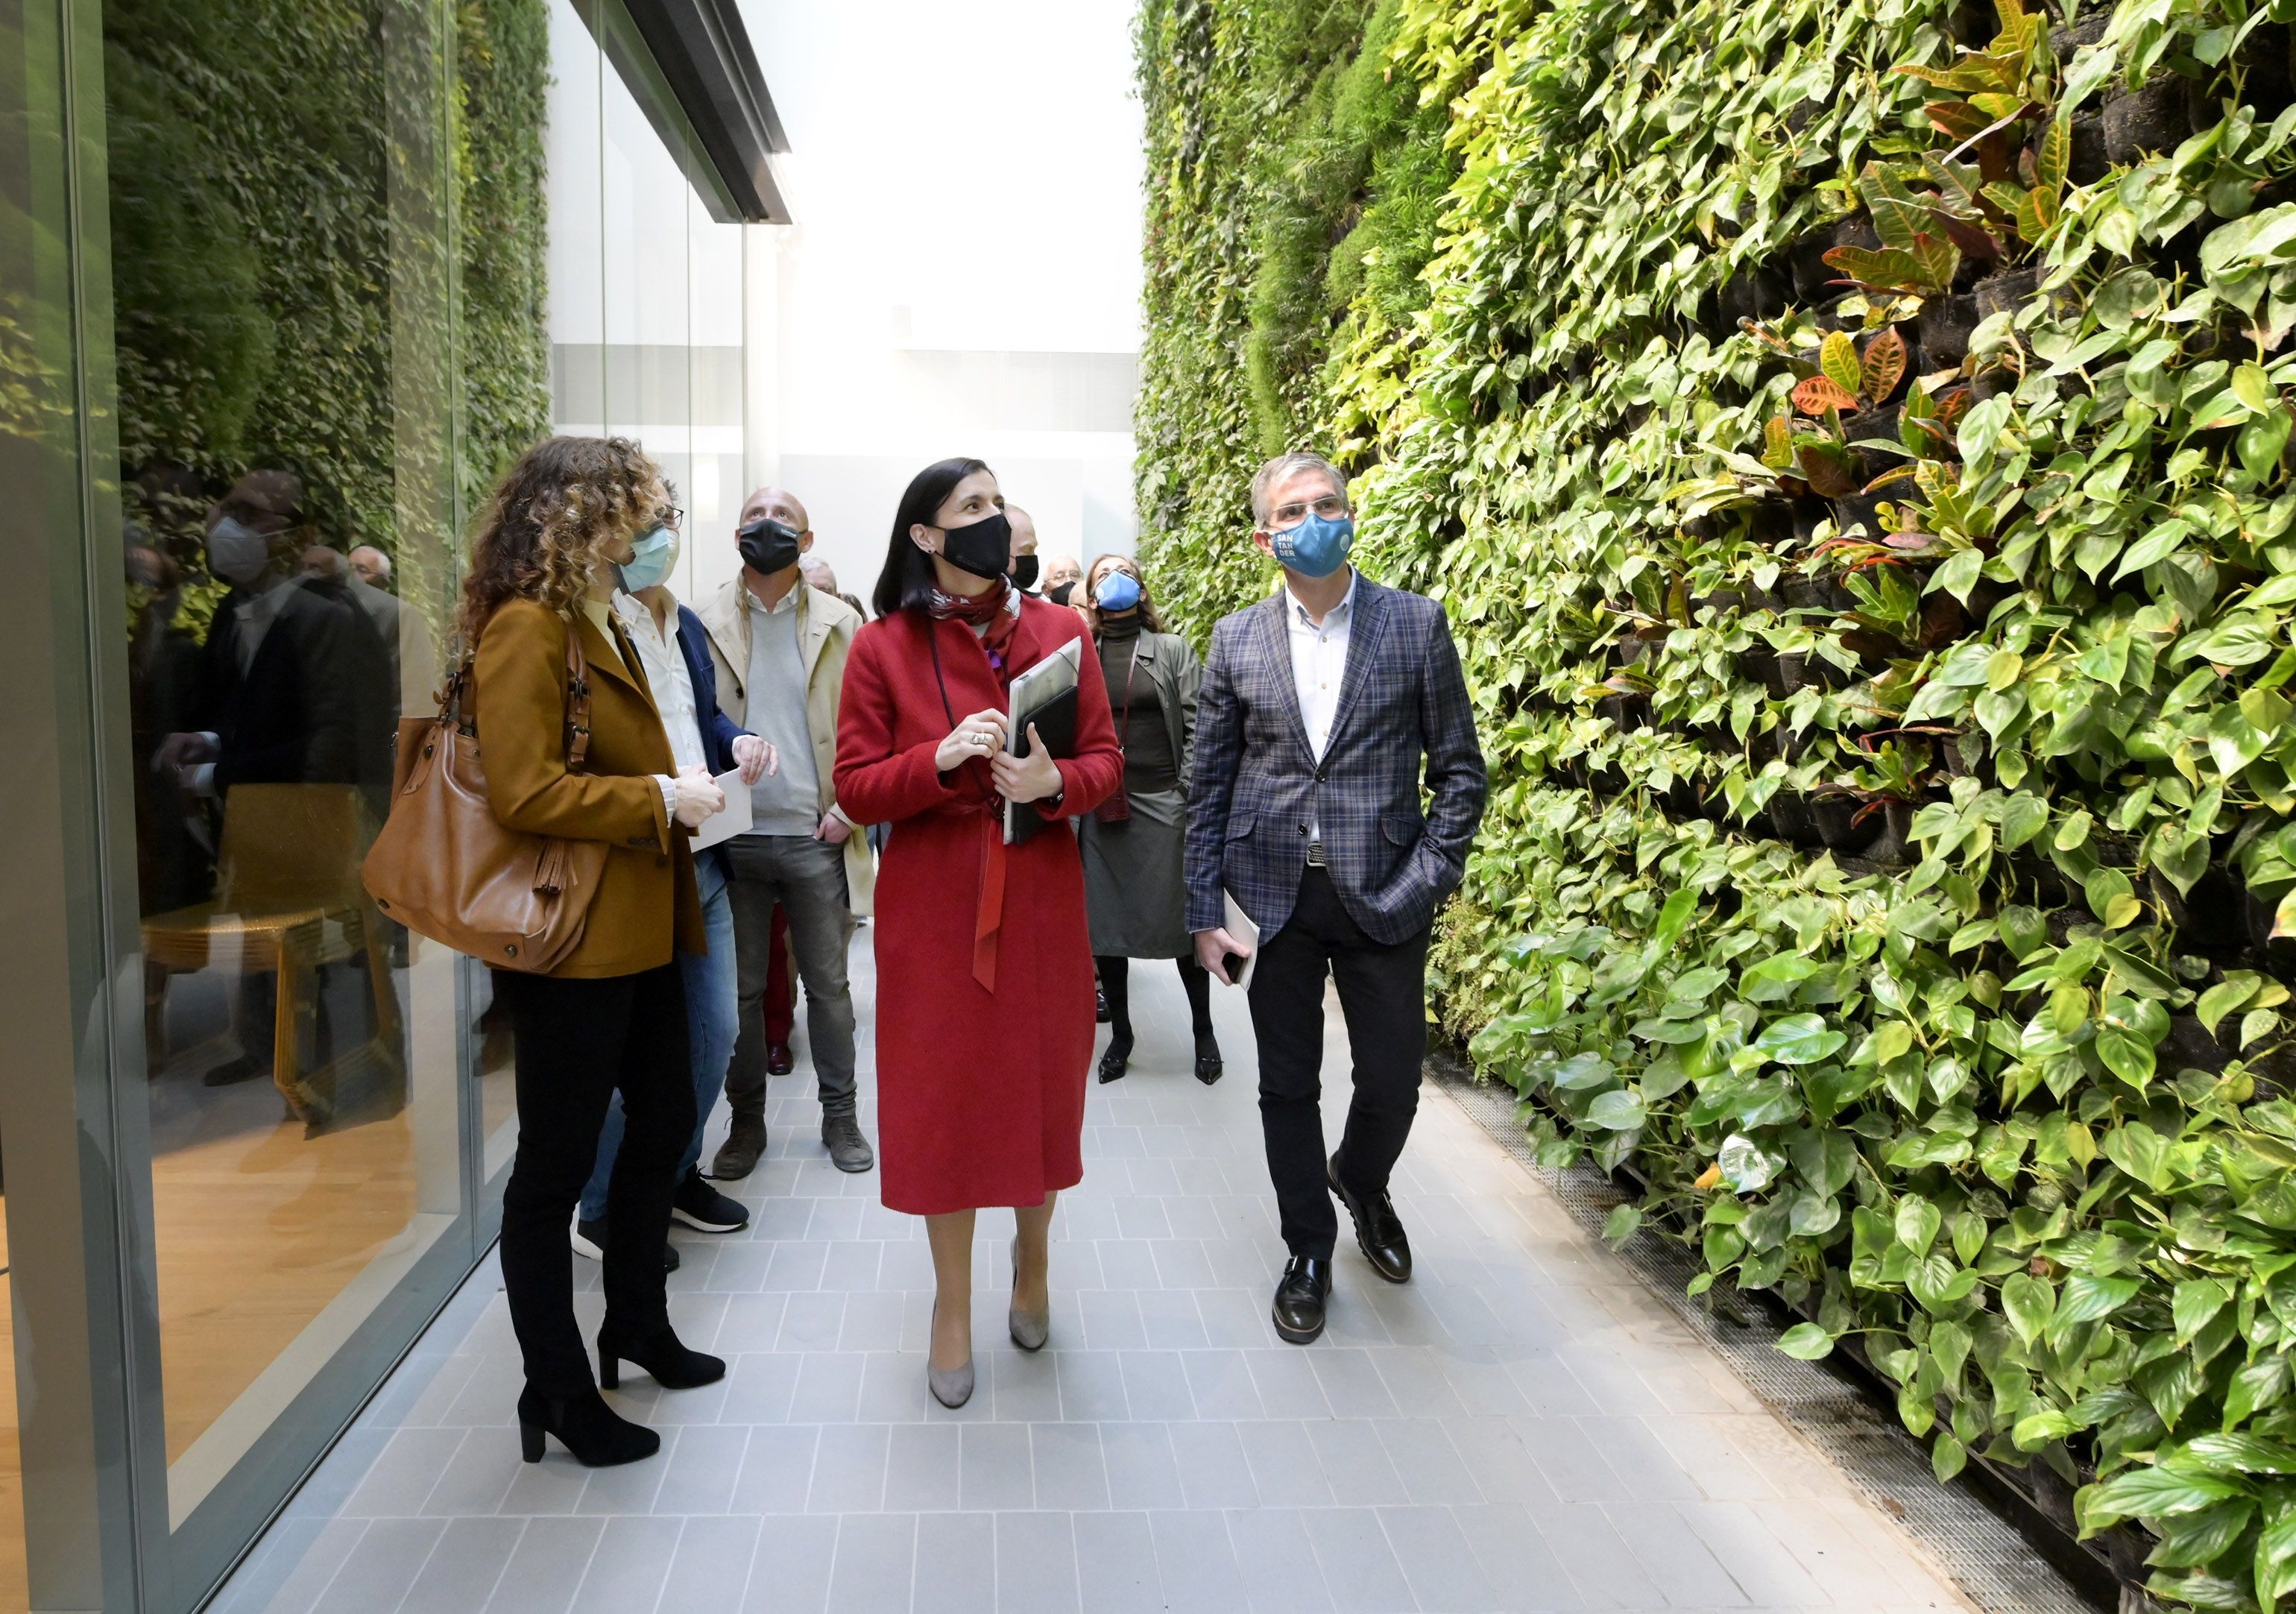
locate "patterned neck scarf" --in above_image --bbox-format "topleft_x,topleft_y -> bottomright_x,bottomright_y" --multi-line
927,578 -> 1022,680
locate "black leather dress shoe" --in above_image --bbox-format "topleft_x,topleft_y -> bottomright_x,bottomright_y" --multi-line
1271,1255 -> 1332,1345
1329,1153 -> 1413,1283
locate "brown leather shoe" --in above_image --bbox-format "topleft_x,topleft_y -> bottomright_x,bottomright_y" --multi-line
766,1040 -> 795,1076
711,1113 -> 768,1180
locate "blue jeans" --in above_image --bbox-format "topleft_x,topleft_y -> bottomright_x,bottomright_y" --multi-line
579,851 -> 737,1223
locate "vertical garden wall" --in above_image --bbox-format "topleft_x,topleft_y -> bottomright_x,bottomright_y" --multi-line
1138,0 -> 2296,1607
107,0 -> 550,606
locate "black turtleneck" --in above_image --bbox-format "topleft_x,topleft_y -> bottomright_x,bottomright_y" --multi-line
1097,615 -> 1177,794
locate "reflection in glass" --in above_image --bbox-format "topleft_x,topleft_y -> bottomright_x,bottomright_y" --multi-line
106,0 -> 455,1510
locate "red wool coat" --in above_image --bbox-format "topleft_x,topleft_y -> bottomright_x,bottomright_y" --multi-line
834,598 -> 1123,1214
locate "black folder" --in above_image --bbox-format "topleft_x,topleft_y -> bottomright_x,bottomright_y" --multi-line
1006,641 -> 1082,845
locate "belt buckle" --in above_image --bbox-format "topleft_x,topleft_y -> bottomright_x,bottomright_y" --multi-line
1307,840 -> 1328,868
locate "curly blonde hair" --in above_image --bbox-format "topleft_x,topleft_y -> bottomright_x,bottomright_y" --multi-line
455,435 -> 671,649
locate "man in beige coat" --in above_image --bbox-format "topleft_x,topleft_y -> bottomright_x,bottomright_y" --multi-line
698,487 -> 875,1176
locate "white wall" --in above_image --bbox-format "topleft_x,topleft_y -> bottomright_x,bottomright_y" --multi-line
719,0 -> 1146,608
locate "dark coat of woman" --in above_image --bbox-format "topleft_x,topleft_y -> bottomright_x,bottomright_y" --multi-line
833,596 -> 1123,1214
1078,622 -> 1200,959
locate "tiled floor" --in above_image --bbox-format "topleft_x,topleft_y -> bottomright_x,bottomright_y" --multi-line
211,933 -> 1972,1614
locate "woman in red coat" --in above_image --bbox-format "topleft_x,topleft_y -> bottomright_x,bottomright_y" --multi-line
835,458 -> 1122,1407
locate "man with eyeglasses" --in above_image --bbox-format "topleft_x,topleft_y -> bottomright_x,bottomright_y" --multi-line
1184,450 -> 1487,1345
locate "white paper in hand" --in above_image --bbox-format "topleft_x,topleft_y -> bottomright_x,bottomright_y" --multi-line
689,766 -> 752,852
1221,890 -> 1260,990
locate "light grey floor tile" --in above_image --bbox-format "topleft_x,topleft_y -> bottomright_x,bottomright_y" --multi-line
1031,1421 -> 1111,1510
912,1511 -> 997,1614
1300,1507 -> 1419,1613
1381,1504 -> 1504,1611
809,1422 -> 892,1513
1537,1502 -> 1666,1609
1228,1507 -> 1334,1614
994,1512 -> 1080,1613
659,1514 -> 760,1607
884,1421 -> 963,1512
209,942 -> 1972,1614
483,1516 -> 603,1614
734,1424 -> 820,1513
652,1422 -> 750,1516
826,1512 -> 916,1613
1168,1421 -> 1260,1509
1149,1510 -> 1249,1614
344,1428 -> 467,1516
1240,1419 -> 1337,1507
567,1515 -> 680,1614
1305,1418 -> 1411,1507
1073,1510 -> 1165,1614
313,1516 -> 441,1614
393,1516 -> 521,1614
1373,1417 -> 1483,1505
959,1421 -> 1035,1511
1100,1422 -> 1187,1510
741,1513 -> 838,1614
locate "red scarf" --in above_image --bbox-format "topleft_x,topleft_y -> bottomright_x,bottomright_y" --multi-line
927,579 -> 1022,682
926,579 -> 1028,989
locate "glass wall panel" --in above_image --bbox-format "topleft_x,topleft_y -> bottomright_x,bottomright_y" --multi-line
101,0 -> 462,1531
687,193 -> 746,576
0,1136 -> 20,1614
602,49 -> 691,504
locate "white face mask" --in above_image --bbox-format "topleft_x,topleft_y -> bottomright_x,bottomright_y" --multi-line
206,516 -> 271,585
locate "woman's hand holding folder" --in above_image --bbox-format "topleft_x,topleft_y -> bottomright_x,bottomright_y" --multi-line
991,725 -> 1063,803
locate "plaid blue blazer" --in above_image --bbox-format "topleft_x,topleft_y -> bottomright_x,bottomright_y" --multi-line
1184,575 -> 1487,945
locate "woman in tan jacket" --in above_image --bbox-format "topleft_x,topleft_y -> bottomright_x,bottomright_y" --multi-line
461,436 -> 726,1467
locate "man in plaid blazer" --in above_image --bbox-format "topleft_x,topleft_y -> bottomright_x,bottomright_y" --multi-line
1185,450 -> 1486,1345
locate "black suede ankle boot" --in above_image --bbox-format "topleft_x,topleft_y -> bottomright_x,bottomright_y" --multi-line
517,1386 -> 659,1466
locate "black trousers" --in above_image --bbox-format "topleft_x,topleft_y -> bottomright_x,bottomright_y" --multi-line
1246,867 -> 1430,1260
494,962 -> 695,1395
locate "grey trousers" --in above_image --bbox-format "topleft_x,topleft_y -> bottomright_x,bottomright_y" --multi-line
722,831 -> 858,1120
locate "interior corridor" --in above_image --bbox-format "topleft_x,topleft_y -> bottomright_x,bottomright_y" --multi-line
207,933 -> 1970,1614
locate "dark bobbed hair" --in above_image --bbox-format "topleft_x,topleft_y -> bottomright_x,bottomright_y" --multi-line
873,456 -> 992,618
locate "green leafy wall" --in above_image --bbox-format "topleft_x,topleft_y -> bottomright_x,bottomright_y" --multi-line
107,0 -> 550,583
1138,0 -> 2296,1607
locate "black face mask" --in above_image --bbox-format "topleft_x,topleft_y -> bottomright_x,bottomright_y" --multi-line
737,517 -> 803,576
1047,579 -> 1075,606
936,511 -> 1012,581
1009,553 -> 1040,591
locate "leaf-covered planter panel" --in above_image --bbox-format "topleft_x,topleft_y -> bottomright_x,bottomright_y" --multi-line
1138,1 -> 2296,1609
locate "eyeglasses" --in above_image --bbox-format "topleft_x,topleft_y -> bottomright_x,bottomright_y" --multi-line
1268,494 -> 1348,529
657,506 -> 684,530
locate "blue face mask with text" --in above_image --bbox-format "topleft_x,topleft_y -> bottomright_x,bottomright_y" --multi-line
1270,510 -> 1353,579
1094,570 -> 1142,612
616,523 -> 678,594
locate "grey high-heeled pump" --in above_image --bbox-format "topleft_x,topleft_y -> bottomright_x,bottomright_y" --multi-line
927,1298 -> 974,1408
1009,1237 -> 1049,1352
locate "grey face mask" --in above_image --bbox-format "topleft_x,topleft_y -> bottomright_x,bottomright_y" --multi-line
206,516 -> 271,585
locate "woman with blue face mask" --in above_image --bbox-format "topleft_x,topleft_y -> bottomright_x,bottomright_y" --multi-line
1076,554 -> 1223,1086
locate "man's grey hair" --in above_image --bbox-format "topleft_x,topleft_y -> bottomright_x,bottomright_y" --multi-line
1249,451 -> 1349,526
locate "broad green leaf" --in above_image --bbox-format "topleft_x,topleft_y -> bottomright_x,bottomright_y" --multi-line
2079,1465 -> 2245,1530
1587,1088 -> 1647,1130
1778,1322 -> 1835,1360
1756,1013 -> 1849,1066
1896,1194 -> 1942,1254
2002,1273 -> 2054,1345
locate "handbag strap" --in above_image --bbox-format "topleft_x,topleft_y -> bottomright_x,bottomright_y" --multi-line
563,624 -> 593,775
1109,637 -> 1138,754
437,613 -> 594,775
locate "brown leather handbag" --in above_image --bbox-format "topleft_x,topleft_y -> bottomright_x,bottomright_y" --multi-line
362,628 -> 609,974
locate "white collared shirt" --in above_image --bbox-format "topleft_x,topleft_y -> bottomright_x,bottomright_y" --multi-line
1286,568 -> 1357,763
1285,569 -> 1356,844
613,592 -> 707,775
